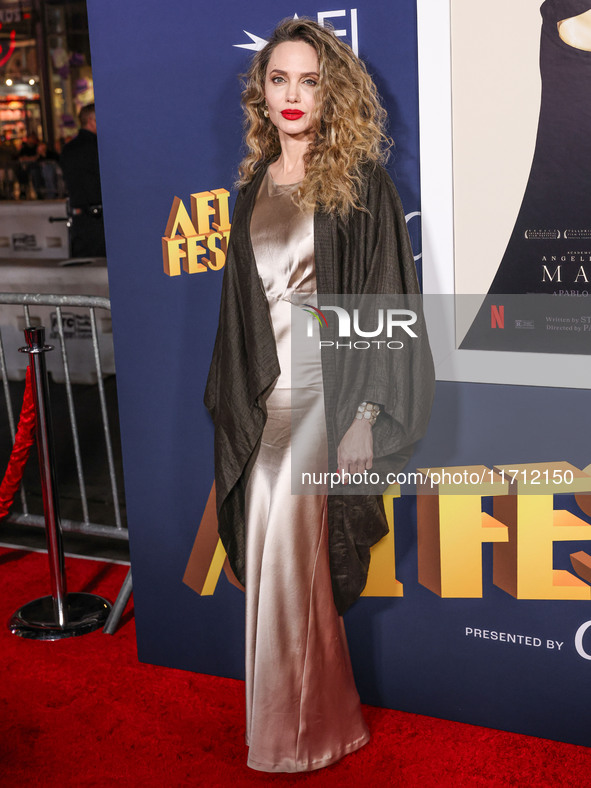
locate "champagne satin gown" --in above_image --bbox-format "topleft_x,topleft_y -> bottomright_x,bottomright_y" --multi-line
243,169 -> 370,772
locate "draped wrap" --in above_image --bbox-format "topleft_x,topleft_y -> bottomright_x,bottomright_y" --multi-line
204,161 -> 434,614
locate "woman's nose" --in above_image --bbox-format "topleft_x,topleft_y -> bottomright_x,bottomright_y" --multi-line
286,82 -> 300,102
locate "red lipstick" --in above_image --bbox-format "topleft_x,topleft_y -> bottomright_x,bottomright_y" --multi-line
281,110 -> 304,120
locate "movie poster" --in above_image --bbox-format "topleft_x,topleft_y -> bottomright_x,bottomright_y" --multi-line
451,0 -> 591,355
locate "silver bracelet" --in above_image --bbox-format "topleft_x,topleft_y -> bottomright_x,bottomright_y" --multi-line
355,401 -> 380,426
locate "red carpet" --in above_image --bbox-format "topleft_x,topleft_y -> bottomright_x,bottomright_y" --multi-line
1,546 -> 590,787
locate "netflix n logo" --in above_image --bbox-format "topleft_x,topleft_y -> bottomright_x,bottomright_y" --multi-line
491,305 -> 504,329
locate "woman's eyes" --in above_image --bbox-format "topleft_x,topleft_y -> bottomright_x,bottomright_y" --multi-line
270,76 -> 317,86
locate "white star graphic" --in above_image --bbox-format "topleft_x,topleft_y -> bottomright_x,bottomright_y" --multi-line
233,15 -> 300,51
233,30 -> 268,51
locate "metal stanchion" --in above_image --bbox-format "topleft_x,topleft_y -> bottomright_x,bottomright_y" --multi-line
8,326 -> 112,640
103,568 -> 132,635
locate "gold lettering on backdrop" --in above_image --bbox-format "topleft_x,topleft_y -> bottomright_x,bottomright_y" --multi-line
574,463 -> 591,517
162,189 -> 231,276
571,551 -> 591,586
184,235 -> 208,274
417,466 -> 509,597
182,482 -> 243,595
162,197 -> 198,276
492,462 -> 591,600
184,484 -> 404,598
190,191 -> 216,237
209,188 -> 231,232
183,462 -> 591,600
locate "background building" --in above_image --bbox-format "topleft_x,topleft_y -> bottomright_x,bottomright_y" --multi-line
0,0 -> 93,151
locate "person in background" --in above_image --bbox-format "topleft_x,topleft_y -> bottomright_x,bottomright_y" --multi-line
17,133 -> 39,199
35,141 -> 60,199
59,103 -> 106,257
0,134 -> 18,199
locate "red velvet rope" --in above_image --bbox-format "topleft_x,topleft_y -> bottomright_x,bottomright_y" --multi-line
0,365 -> 36,519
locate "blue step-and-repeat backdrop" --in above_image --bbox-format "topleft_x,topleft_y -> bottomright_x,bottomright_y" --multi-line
87,0 -> 591,748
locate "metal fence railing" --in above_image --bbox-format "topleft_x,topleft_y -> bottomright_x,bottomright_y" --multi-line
0,292 -> 126,543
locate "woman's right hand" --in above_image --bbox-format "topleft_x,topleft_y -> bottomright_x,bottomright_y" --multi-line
337,418 -> 373,478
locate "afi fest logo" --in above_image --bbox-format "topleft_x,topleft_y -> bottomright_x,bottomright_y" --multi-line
234,9 -> 359,55
302,304 -> 418,349
162,191 -> 231,276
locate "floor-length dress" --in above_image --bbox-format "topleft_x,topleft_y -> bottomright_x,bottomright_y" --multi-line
243,169 -> 370,773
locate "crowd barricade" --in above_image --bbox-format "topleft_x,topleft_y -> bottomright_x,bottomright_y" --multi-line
0,292 -> 125,542
0,200 -> 70,260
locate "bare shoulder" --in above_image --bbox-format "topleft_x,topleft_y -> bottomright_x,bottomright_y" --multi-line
558,9 -> 591,52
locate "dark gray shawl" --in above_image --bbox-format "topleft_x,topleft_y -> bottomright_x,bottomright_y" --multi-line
204,161 -> 434,614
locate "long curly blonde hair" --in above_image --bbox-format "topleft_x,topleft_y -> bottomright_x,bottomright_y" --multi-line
237,18 -> 392,216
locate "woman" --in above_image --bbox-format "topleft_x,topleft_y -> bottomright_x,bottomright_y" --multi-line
205,18 -> 433,773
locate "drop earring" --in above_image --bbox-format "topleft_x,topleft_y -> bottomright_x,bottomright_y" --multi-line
263,105 -> 269,118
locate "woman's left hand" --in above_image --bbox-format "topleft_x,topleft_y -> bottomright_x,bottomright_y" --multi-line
337,418 -> 373,477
